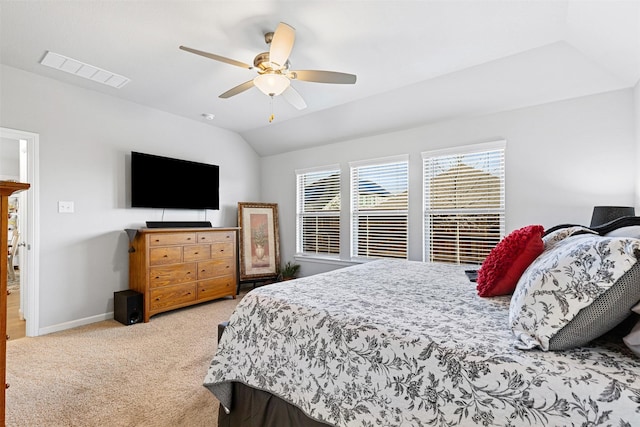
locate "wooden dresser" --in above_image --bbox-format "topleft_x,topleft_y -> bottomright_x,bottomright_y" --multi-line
128,227 -> 238,322
1,181 -> 29,426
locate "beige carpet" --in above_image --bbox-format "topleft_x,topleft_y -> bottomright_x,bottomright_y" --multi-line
6,294 -> 243,427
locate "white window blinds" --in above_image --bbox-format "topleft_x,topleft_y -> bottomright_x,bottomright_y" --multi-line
296,166 -> 341,256
423,142 -> 505,264
350,157 -> 408,259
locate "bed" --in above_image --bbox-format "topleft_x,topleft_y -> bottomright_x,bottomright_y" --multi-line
204,222 -> 640,426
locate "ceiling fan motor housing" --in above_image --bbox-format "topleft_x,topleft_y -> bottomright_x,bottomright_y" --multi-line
254,52 -> 290,74
254,52 -> 271,71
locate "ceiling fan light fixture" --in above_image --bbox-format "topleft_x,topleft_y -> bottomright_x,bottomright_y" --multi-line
180,21 -> 356,110
253,73 -> 290,96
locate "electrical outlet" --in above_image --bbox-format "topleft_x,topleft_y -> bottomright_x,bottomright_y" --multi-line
58,201 -> 74,213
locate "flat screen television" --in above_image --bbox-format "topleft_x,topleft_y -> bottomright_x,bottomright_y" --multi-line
131,151 -> 219,210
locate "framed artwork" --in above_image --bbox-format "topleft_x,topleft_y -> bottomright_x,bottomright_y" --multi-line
238,202 -> 280,281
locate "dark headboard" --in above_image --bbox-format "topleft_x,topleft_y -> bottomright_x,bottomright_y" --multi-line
543,216 -> 640,237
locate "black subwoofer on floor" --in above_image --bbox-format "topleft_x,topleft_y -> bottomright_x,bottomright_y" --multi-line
114,290 -> 143,325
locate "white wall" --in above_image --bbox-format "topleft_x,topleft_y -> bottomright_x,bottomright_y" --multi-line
261,89 -> 636,276
0,65 -> 261,332
0,137 -> 20,179
635,81 -> 640,209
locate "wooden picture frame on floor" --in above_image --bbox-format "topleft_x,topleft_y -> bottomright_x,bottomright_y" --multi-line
237,202 -> 280,281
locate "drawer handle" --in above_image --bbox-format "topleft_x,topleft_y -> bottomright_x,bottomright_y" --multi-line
155,298 -> 160,301
155,239 -> 160,242
187,237 -> 192,241
163,255 -> 168,258
194,252 -> 199,255
155,276 -> 160,279
201,269 -> 206,273
186,292 -> 192,296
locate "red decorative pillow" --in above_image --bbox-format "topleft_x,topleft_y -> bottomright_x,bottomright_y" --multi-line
476,225 -> 544,297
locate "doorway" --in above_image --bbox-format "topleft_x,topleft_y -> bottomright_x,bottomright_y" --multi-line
0,127 -> 39,337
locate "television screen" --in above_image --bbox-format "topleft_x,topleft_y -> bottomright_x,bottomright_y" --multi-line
131,151 -> 219,210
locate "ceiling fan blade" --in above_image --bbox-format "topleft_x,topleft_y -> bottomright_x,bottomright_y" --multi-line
269,22 -> 295,68
282,86 -> 307,110
219,80 -> 255,98
179,46 -> 252,69
291,70 -> 357,84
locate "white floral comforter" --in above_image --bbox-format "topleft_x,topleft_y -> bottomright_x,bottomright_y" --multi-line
204,259 -> 640,426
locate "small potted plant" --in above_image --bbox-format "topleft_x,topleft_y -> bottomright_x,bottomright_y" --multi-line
279,261 -> 301,281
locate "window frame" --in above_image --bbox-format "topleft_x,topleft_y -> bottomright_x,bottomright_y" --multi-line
422,140 -> 506,264
295,164 -> 342,259
349,155 -> 409,261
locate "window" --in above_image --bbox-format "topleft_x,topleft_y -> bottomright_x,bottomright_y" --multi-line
296,166 -> 341,256
423,141 -> 505,264
350,156 -> 409,259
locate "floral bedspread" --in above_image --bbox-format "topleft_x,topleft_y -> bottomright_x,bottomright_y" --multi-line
204,259 -> 640,426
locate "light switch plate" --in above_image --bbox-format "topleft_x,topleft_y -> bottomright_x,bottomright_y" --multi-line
58,201 -> 74,213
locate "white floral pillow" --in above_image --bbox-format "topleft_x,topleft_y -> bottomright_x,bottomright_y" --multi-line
510,234 -> 640,351
606,226 -> 640,239
542,226 -> 597,251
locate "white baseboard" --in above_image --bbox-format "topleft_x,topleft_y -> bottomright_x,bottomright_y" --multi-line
38,312 -> 114,336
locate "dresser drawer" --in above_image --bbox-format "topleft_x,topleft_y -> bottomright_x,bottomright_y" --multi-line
198,277 -> 235,300
150,283 -> 196,310
197,231 -> 235,244
211,242 -> 234,257
149,233 -> 197,246
183,244 -> 211,262
149,263 -> 196,287
197,258 -> 235,279
149,246 -> 182,266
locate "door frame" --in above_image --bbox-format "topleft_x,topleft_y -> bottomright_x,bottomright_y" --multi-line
0,127 -> 39,337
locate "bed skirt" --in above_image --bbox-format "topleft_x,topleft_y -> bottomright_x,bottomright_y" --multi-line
217,382 -> 332,427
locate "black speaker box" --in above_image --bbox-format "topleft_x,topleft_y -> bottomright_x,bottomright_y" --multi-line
114,290 -> 143,325
146,221 -> 212,228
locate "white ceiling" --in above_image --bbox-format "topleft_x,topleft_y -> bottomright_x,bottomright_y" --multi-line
1,1 -> 638,156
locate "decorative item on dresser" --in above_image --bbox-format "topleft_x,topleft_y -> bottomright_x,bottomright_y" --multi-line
0,181 -> 30,425
126,227 -> 239,323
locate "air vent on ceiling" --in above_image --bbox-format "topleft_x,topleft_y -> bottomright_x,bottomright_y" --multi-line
40,51 -> 130,89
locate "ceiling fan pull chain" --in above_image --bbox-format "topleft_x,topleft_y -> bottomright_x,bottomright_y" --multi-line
269,95 -> 275,123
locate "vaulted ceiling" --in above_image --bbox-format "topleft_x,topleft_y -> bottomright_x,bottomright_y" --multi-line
1,1 -> 638,155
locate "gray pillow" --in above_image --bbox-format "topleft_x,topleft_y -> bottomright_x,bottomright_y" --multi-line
510,234 -> 640,350
548,261 -> 640,350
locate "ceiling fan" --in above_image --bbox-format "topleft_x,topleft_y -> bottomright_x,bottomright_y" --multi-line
179,22 -> 357,111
